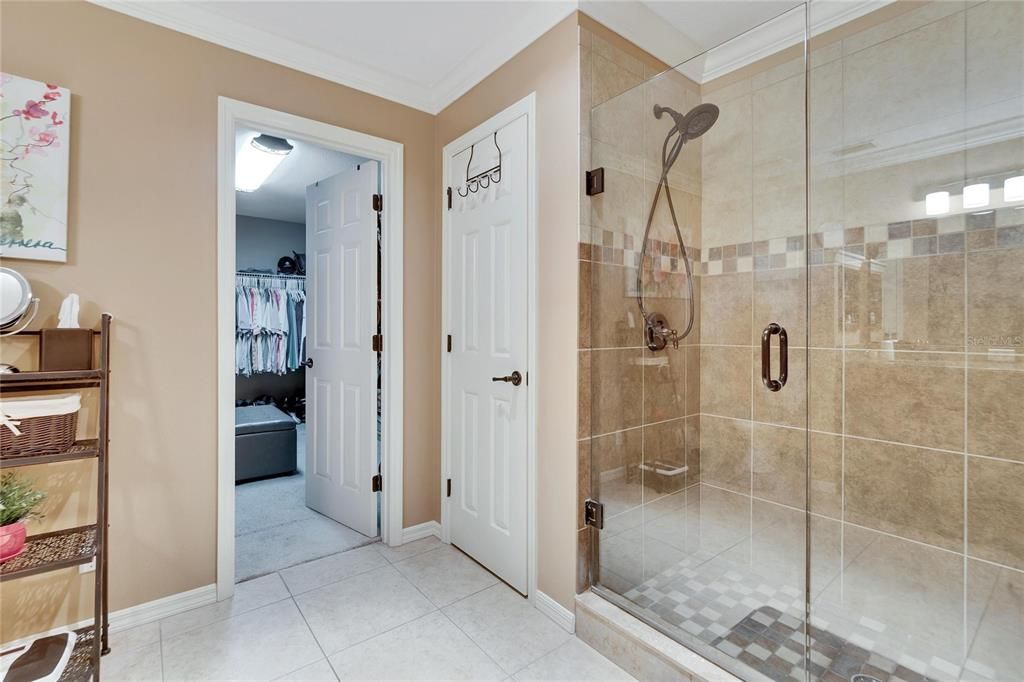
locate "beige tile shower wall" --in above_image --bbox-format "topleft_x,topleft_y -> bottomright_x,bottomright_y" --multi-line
696,0 -> 1024,596
577,20 -> 703,593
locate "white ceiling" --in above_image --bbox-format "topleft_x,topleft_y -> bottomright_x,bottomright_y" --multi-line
94,1 -> 887,112
94,0 -> 575,113
646,1 -> 802,54
235,126 -> 366,223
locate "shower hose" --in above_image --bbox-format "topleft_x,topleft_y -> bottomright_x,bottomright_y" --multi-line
636,126 -> 696,348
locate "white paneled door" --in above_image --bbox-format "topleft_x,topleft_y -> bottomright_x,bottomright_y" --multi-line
447,115 -> 529,593
305,162 -> 379,538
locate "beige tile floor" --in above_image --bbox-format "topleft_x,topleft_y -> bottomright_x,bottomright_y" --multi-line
100,538 -> 634,681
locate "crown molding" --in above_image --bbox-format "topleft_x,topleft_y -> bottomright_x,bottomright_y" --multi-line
579,0 -> 893,85
431,1 -> 577,113
89,1 -> 895,109
89,1 -> 578,115
91,0 -> 438,112
698,0 -> 893,83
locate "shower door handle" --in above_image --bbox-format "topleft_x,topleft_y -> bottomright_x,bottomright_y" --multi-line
761,323 -> 788,392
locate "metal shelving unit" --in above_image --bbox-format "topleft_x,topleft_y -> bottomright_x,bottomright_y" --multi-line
1,313 -> 112,680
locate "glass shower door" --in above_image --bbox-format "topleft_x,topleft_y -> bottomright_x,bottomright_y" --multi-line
709,4 -> 812,678
585,6 -> 811,681
584,1 -> 1024,680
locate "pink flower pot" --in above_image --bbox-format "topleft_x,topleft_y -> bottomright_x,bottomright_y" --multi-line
0,521 -> 27,563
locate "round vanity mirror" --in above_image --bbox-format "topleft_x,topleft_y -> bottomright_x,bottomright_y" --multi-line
0,267 -> 39,335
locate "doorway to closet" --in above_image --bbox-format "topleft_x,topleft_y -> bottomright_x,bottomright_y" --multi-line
233,125 -> 379,581
217,99 -> 406,600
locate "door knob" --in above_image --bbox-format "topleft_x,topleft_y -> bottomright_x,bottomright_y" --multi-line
301,358 -> 314,369
492,371 -> 523,386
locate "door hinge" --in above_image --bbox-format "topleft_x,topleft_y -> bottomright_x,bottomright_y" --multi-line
585,168 -> 605,196
584,499 -> 604,529
372,193 -> 383,213
446,478 -> 452,498
446,187 -> 452,210
372,474 -> 383,492
372,334 -> 383,352
447,334 -> 452,353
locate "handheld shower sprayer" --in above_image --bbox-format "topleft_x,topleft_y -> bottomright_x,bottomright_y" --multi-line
638,103 -> 719,351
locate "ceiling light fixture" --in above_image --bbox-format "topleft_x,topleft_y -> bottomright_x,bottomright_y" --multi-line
962,183 -> 990,210
1004,175 -> 1024,202
236,134 -> 293,193
925,191 -> 950,216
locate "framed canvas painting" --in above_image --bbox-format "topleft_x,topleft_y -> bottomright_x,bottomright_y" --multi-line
1,73 -> 70,262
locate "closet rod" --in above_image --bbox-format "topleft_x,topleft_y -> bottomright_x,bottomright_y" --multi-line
235,271 -> 305,279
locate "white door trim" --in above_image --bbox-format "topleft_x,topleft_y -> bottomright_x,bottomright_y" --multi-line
440,93 -> 538,600
216,97 -> 404,601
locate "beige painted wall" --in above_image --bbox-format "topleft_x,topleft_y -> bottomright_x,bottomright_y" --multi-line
435,13 -> 581,609
0,0 -> 440,640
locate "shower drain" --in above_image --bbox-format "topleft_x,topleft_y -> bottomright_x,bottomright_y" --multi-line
850,675 -> 882,682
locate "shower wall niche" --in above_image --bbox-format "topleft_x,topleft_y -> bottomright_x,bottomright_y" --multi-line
578,2 -> 1024,681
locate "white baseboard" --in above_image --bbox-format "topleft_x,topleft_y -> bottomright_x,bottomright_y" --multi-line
401,520 -> 441,544
105,583 -> 217,633
2,584 -> 216,649
534,590 -> 575,634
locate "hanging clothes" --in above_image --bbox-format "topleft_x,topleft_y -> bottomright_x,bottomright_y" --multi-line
235,274 -> 306,376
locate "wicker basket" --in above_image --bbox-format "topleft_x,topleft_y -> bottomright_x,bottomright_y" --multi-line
1,394 -> 81,456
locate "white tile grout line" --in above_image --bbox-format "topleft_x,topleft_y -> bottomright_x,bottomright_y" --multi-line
292,590 -> 331,666
437,607 -> 512,676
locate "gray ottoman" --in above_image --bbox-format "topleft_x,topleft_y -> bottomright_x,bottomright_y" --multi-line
235,405 -> 296,482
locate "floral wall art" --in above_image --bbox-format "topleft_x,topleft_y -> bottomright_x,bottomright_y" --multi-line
1,73 -> 70,262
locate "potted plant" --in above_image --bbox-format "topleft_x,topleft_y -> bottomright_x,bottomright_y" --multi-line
0,473 -> 46,563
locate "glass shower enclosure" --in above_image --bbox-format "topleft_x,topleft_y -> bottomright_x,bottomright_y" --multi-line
583,2 -> 1023,680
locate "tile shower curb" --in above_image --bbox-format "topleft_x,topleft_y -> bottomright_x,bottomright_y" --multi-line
575,591 -> 740,682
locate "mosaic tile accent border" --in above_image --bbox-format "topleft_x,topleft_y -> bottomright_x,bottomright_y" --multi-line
579,231 -> 698,273
580,206 -> 1024,275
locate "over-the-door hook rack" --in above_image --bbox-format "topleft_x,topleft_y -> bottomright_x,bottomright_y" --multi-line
456,131 -> 502,197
